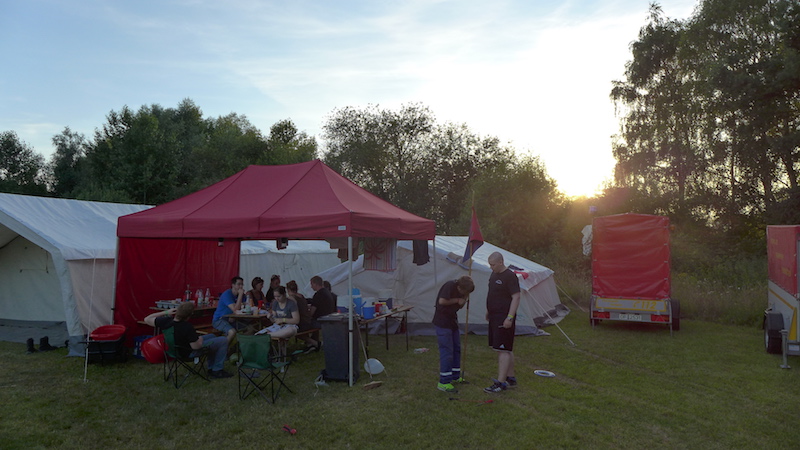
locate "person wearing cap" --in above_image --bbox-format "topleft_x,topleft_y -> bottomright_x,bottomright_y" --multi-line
265,274 -> 281,303
247,277 -> 267,310
145,302 -> 233,378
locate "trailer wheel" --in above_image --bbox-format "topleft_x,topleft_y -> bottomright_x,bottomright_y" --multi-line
670,299 -> 680,331
764,313 -> 783,354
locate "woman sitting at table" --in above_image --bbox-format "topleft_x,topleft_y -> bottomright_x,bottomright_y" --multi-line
268,286 -> 299,339
247,276 -> 267,310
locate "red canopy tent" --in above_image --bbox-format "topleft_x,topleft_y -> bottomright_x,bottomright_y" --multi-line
114,160 -> 435,384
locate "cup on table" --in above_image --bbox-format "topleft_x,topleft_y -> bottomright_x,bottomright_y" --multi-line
252,307 -> 259,316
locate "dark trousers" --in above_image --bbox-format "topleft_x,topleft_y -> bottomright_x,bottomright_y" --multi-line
436,326 -> 461,384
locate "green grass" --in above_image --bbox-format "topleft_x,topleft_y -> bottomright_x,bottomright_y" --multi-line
2,311 -> 800,449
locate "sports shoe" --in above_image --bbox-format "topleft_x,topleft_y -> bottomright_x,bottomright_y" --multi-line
209,369 -> 234,379
483,379 -> 508,393
506,376 -> 517,388
453,377 -> 469,384
437,383 -> 458,393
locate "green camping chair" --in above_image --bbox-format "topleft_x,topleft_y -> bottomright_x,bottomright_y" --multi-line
237,334 -> 293,403
163,327 -> 209,388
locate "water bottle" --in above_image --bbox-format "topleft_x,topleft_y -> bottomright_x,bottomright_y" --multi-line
205,288 -> 211,304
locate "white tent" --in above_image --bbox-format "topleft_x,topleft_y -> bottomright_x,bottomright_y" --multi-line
315,236 -> 568,335
239,240 -> 341,290
0,193 -> 151,343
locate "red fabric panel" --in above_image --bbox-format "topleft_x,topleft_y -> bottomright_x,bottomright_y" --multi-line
117,160 -> 435,240
592,214 -> 671,299
114,238 -> 240,341
767,226 -> 800,296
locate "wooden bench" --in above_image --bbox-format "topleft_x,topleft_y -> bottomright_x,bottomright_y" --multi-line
271,328 -> 321,358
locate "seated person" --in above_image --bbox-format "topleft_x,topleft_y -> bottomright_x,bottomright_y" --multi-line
247,276 -> 266,310
268,286 -> 299,339
324,280 -> 338,305
144,302 -> 232,378
265,274 -> 281,304
287,280 -> 318,351
310,276 -> 336,319
308,275 -> 335,342
212,276 -> 246,344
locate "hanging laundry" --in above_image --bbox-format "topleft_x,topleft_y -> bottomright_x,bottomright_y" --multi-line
363,238 -> 397,271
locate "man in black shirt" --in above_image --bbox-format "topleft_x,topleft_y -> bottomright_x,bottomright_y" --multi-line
484,252 -> 521,393
309,275 -> 335,319
432,276 -> 474,393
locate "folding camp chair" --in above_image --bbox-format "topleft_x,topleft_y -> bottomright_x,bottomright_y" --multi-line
163,327 -> 210,388
237,334 -> 293,403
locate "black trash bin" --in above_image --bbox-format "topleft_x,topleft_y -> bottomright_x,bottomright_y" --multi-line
318,313 -> 360,382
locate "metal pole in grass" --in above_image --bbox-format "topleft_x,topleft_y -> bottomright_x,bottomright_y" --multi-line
462,245 -> 473,380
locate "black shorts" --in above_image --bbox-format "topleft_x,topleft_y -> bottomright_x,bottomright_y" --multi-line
488,315 -> 515,352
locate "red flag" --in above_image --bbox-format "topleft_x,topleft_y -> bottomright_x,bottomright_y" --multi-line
463,207 -> 484,261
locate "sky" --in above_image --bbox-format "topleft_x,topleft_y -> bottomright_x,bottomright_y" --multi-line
0,0 -> 698,198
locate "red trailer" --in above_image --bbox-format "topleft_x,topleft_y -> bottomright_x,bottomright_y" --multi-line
589,213 -> 679,334
764,226 -> 800,362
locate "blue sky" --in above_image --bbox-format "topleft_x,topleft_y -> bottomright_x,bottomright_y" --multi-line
1,0 -> 697,197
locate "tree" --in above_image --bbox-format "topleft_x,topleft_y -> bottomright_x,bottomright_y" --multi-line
49,127 -> 87,197
80,105 -> 183,204
611,4 -> 710,222
323,103 -> 435,211
192,112 -> 268,184
0,131 -> 47,195
264,119 -> 317,165
322,103 -> 515,232
469,156 -> 564,254
609,0 -> 800,234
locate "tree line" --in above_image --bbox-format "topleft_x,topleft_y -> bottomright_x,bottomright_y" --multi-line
0,101 -> 567,255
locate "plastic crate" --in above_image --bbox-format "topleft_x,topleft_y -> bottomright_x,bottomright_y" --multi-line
133,335 -> 153,359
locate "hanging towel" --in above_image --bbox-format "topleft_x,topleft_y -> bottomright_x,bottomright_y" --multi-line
412,240 -> 430,265
363,238 -> 397,271
328,237 -> 359,261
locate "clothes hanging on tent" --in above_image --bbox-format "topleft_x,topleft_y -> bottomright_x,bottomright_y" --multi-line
363,238 -> 397,271
412,240 -> 429,265
327,237 -> 359,261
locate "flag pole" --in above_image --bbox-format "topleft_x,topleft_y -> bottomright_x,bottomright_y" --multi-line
462,242 -> 473,380
462,193 -> 476,381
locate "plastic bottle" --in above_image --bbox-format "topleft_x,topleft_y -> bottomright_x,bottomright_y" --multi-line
184,285 -> 191,303
205,288 -> 211,305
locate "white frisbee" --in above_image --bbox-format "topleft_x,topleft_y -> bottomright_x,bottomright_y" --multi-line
534,370 -> 556,378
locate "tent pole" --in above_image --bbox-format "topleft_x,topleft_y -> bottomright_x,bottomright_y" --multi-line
83,257 -> 98,383
110,238 -> 120,325
432,238 -> 437,285
347,236 -> 354,387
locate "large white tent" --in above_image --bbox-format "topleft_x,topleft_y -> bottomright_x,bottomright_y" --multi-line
0,193 -> 151,343
239,240 -> 341,290
315,236 -> 568,335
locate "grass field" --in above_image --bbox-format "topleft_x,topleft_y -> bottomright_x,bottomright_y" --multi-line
2,309 -> 799,450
